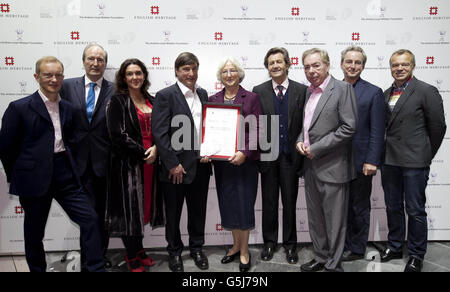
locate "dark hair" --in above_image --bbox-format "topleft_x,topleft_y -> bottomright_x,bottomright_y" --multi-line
115,58 -> 150,96
174,52 -> 199,76
264,47 -> 291,72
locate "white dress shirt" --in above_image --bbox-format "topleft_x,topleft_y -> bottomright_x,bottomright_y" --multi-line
38,90 -> 66,153
177,81 -> 202,147
84,76 -> 103,108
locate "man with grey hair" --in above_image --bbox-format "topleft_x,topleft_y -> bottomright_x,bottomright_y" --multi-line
296,48 -> 357,272
252,47 -> 307,264
380,49 -> 446,272
339,46 -> 386,262
60,43 -> 114,270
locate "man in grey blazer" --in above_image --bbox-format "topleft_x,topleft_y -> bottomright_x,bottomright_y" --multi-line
380,49 -> 446,272
296,48 -> 357,272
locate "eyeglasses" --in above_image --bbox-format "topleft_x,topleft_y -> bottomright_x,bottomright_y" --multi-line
40,73 -> 64,80
391,63 -> 412,69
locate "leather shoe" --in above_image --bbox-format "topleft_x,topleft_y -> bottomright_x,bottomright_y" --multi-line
260,246 -> 274,261
404,257 -> 423,272
239,253 -> 251,272
341,251 -> 364,262
190,251 -> 209,270
286,249 -> 298,264
300,259 -> 325,272
221,250 -> 240,264
380,248 -> 403,262
168,255 -> 183,272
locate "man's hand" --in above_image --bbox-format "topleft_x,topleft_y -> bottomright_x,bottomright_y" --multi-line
363,163 -> 377,176
143,146 -> 157,164
296,142 -> 314,160
229,151 -> 246,166
200,156 -> 211,164
168,164 -> 186,184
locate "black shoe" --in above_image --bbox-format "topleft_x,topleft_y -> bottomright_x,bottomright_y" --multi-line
404,257 -> 423,272
221,250 -> 240,264
168,255 -> 183,272
286,249 -> 298,264
190,251 -> 209,270
104,257 -> 112,269
300,259 -> 325,272
380,248 -> 403,262
260,246 -> 274,261
239,253 -> 251,272
341,251 -> 364,262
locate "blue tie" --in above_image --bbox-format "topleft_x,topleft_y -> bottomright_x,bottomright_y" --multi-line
86,82 -> 96,123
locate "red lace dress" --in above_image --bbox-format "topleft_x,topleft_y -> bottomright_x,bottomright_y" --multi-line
135,100 -> 154,224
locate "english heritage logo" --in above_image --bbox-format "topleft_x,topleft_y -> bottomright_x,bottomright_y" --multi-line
429,6 -> 438,16
291,7 -> 300,16
1,2 -> 10,13
426,56 -> 435,65
214,32 -> 223,41
151,5 -> 159,15
14,206 -> 23,215
152,57 -> 160,66
5,56 -> 14,66
70,31 -> 80,41
413,6 -> 450,20
352,32 -> 360,41
291,57 -> 299,66
134,4 -> 176,20
275,6 -> 315,21
336,32 -> 375,46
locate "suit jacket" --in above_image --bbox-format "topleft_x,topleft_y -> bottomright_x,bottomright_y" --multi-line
208,86 -> 262,161
383,76 -> 446,168
60,76 -> 114,178
297,76 -> 358,183
252,79 -> 307,174
0,91 -> 78,197
152,83 -> 212,184
352,78 -> 386,173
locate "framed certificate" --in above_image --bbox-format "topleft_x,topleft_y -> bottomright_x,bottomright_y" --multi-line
200,102 -> 242,160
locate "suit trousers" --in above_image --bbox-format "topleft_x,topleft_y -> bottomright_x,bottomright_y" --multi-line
162,162 -> 210,256
381,165 -> 430,259
304,164 -> 349,271
79,159 -> 109,264
19,152 -> 104,272
260,153 -> 299,250
345,172 -> 373,255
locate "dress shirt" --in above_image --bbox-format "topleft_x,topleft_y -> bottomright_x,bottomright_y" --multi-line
177,81 -> 202,147
38,90 -> 66,153
84,76 -> 103,108
303,75 -> 331,147
272,78 -> 289,96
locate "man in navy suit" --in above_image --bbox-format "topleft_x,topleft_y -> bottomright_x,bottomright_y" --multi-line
60,43 -> 114,268
0,56 -> 104,272
339,46 -> 386,261
152,52 -> 211,272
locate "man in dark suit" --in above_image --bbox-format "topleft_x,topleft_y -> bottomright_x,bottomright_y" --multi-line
60,43 -> 114,268
0,56 -> 104,272
152,52 -> 211,272
380,49 -> 446,272
296,48 -> 357,272
252,47 -> 307,264
339,46 -> 386,261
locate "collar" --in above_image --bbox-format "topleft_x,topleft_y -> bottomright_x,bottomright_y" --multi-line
309,74 -> 331,93
85,76 -> 103,88
272,78 -> 289,91
38,89 -> 61,104
177,81 -> 199,96
392,76 -> 413,91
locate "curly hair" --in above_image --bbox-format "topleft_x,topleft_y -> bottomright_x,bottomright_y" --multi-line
115,58 -> 151,96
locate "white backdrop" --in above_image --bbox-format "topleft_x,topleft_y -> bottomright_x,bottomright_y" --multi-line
0,0 -> 449,253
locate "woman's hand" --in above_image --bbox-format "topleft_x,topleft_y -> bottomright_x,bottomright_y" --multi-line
229,151 -> 246,166
144,145 -> 157,164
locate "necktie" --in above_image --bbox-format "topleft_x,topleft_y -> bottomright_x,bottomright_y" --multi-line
86,82 -> 96,123
277,85 -> 284,100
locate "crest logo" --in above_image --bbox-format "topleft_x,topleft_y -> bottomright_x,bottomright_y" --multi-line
19,81 -> 27,94
429,6 -> 438,16
214,32 -> 223,41
352,32 -> 360,41
302,31 -> 310,42
240,56 -> 248,68
377,56 -> 384,68
152,57 -> 160,66
151,6 -> 159,15
435,80 -> 443,90
439,30 -> 446,42
15,29 -> 24,41
291,7 -> 300,16
241,5 -> 248,18
98,3 -> 105,16
0,3 -> 10,13
163,30 -> 171,42
5,56 -> 14,66
426,56 -> 435,65
379,6 -> 386,18
70,31 -> 80,40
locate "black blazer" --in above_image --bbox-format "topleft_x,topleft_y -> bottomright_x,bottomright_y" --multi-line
60,76 -> 114,178
152,83 -> 212,184
252,79 -> 307,174
383,77 -> 446,168
0,91 -> 79,198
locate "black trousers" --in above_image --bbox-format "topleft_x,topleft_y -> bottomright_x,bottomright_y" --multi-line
19,152 -> 104,272
162,162 -> 210,256
345,172 -> 373,255
79,160 -> 109,263
260,153 -> 299,250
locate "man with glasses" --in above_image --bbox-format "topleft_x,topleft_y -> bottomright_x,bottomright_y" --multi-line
380,49 -> 446,272
339,46 -> 386,262
60,43 -> 114,270
0,56 -> 105,272
296,48 -> 357,272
